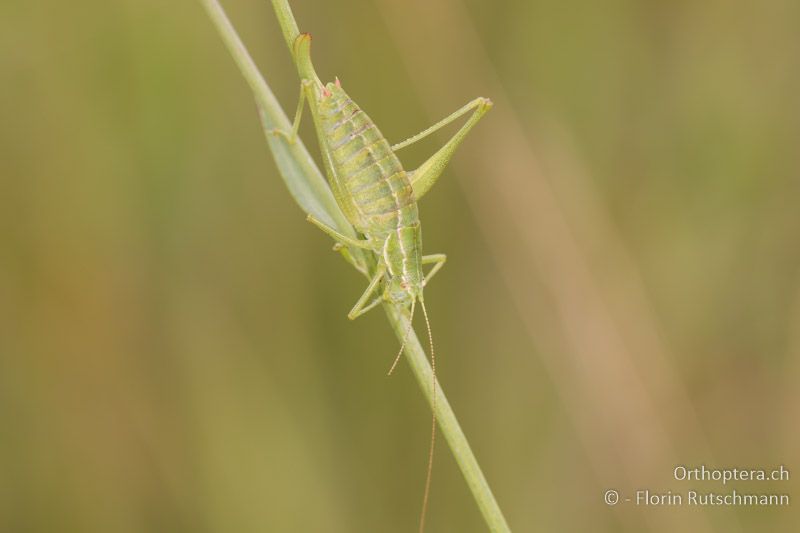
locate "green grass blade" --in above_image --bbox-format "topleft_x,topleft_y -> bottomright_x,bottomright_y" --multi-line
199,0 -> 351,234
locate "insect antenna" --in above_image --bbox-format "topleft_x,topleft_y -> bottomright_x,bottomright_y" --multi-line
418,298 -> 436,533
387,300 -> 416,376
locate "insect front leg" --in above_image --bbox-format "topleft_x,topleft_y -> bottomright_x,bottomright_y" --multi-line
392,97 -> 493,200
421,253 -> 447,286
266,79 -> 314,144
348,264 -> 386,320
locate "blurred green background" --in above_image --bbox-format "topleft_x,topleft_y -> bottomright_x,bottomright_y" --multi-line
2,0 -> 799,531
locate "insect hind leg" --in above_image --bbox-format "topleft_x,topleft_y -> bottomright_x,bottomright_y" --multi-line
392,97 -> 492,201
348,265 -> 386,320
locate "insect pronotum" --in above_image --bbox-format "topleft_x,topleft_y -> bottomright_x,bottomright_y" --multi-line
273,33 -> 491,532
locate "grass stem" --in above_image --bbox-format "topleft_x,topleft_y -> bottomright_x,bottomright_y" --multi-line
199,1 -> 511,530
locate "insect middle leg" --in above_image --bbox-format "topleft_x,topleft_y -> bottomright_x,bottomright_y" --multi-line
392,97 -> 493,200
306,214 -> 372,249
422,253 -> 447,286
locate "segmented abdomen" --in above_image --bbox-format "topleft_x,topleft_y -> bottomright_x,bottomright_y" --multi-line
318,87 -> 419,243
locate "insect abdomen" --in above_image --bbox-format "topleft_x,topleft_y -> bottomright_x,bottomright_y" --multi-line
319,87 -> 419,241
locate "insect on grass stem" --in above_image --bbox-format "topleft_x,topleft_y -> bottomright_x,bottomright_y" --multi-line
199,1 -> 511,531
